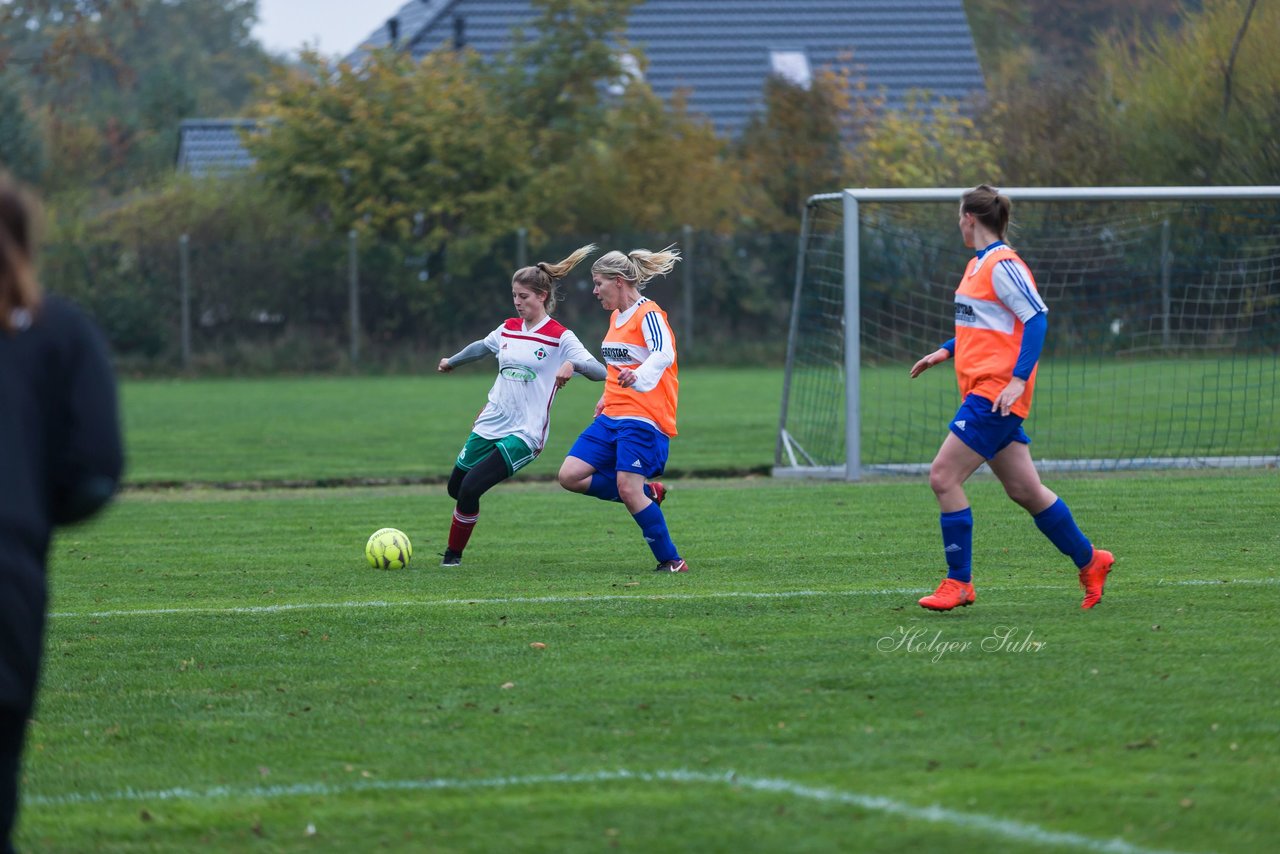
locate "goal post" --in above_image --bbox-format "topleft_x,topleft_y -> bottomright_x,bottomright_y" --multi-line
775,186 -> 1280,481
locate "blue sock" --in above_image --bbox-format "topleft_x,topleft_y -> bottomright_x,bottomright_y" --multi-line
940,508 -> 973,582
585,473 -> 621,502
632,503 -> 678,563
1033,498 -> 1093,569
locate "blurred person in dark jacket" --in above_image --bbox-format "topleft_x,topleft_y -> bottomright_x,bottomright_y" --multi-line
0,172 -> 124,853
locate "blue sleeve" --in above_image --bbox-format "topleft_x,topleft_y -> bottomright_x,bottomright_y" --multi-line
941,338 -> 955,356
1013,312 -> 1046,380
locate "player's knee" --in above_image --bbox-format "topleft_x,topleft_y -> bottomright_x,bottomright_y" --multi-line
1004,482 -> 1043,511
457,481 -> 485,509
928,466 -> 954,497
556,465 -> 579,492
616,477 -> 645,504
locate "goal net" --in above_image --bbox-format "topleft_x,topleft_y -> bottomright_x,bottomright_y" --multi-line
776,187 -> 1280,479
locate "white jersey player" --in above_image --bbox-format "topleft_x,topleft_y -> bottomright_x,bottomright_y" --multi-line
436,245 -> 604,566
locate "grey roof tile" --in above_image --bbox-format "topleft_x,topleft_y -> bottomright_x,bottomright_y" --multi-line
176,119 -> 258,177
348,0 -> 986,135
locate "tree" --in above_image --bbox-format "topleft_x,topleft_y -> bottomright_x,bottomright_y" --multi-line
0,1 -> 135,77
978,47 -> 1118,186
2,0 -> 276,194
1094,0 -> 1279,184
736,71 -> 849,232
847,90 -> 1002,189
0,73 -> 46,183
551,83 -> 736,235
491,0 -> 638,169
248,47 -> 534,273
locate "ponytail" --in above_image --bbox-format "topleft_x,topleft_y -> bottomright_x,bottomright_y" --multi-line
512,243 -> 596,314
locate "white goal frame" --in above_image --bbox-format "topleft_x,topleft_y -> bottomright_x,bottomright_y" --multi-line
776,185 -> 1280,481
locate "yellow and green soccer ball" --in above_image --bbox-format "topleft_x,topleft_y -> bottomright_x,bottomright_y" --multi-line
365,527 -> 412,570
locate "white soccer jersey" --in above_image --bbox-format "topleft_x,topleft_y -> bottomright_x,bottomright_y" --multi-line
471,316 -> 598,452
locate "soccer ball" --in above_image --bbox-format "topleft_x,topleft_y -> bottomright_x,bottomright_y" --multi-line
365,527 -> 412,570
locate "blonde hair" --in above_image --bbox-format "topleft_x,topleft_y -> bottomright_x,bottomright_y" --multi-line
512,243 -> 596,314
0,172 -> 42,334
591,244 -> 681,291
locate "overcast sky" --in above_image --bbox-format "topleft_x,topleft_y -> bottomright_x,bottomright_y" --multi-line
253,0 -> 406,57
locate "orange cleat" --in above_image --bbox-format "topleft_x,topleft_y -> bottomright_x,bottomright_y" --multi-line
919,578 -> 976,611
1079,548 -> 1115,609
648,481 -> 666,506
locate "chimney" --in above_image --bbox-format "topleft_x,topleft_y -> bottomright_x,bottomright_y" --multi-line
387,17 -> 399,46
453,15 -> 466,50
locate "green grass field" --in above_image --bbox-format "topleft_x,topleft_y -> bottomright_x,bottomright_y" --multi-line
122,359 -> 1278,486
18,369 -> 1280,852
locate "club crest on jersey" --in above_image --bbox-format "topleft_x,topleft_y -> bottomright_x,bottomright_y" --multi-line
534,346 -> 547,360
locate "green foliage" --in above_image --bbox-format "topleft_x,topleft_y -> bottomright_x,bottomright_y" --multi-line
736,73 -> 848,232
493,0 -> 638,168
0,72 -> 45,183
979,48 -> 1118,186
963,0 -> 1194,77
486,0 -> 737,235
250,48 -> 532,252
1095,0 -> 1279,184
2,0 -> 275,194
42,175 -> 328,363
848,90 -> 1002,189
558,86 -> 735,234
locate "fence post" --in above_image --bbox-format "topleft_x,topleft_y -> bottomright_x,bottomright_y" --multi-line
348,228 -> 360,365
681,224 -> 694,354
516,226 -> 528,270
1160,218 -> 1171,350
179,233 -> 191,370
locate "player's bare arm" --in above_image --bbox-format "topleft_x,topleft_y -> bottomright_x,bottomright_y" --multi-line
910,348 -> 952,378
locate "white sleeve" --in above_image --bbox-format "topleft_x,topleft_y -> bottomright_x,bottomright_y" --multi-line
559,330 -> 606,381
992,258 -> 1048,322
630,310 -> 676,393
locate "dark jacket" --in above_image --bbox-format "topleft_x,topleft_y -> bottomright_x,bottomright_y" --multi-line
0,295 -> 123,711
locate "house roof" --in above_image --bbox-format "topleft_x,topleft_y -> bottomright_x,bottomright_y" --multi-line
176,119 -> 258,177
350,0 -> 986,136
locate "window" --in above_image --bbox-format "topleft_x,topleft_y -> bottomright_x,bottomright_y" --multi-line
769,49 -> 811,89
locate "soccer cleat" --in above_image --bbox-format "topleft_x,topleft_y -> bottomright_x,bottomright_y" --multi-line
440,549 -> 462,567
1078,548 -> 1114,609
648,481 -> 666,505
653,558 -> 688,573
919,578 -> 976,611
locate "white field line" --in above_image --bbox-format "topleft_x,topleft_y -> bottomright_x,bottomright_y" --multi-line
47,577 -> 1280,620
24,768 -> 1186,854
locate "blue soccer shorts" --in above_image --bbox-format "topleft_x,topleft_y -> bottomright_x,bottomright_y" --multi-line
566,415 -> 669,479
948,393 -> 1031,460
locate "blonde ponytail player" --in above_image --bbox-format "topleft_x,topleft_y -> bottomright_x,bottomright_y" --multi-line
557,245 -> 688,573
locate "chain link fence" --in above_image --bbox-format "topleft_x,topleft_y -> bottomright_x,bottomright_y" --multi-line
42,224 -> 798,373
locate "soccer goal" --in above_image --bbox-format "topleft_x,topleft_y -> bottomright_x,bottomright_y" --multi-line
775,186 -> 1280,480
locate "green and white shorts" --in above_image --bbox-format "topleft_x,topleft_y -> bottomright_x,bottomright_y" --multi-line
456,432 -> 537,477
